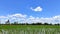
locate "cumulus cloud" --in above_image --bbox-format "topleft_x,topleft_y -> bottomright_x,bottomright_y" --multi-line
8,13 -> 27,18
0,13 -> 60,24
0,16 -> 7,18
24,15 -> 60,24
0,13 -> 27,24
31,6 -> 42,12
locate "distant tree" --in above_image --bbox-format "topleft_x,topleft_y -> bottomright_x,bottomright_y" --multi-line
13,21 -> 18,24
29,22 -> 43,25
5,20 -> 10,24
49,23 -> 52,25
10,23 -> 14,24
36,22 -> 42,25
55,23 -> 60,25
25,23 -> 29,25
57,23 -> 60,25
44,23 -> 49,25
31,23 -> 35,25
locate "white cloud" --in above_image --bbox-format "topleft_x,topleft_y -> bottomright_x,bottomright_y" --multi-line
24,15 -> 60,24
0,13 -> 27,23
31,6 -> 42,12
0,13 -> 60,24
8,13 -> 27,23
8,13 -> 27,18
0,16 -> 7,18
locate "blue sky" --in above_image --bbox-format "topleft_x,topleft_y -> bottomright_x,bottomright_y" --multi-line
0,0 -> 60,24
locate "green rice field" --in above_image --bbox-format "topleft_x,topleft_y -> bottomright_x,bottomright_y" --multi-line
0,25 -> 60,34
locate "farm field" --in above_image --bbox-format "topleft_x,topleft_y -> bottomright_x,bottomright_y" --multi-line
0,25 -> 60,34
0,25 -> 60,29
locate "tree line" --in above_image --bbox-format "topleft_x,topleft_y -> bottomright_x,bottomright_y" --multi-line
0,20 -> 60,25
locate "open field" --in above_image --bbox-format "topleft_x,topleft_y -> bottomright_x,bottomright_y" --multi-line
0,25 -> 60,29
0,25 -> 60,34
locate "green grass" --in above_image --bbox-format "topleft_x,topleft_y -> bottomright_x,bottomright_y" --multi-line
0,25 -> 60,30
0,25 -> 60,34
